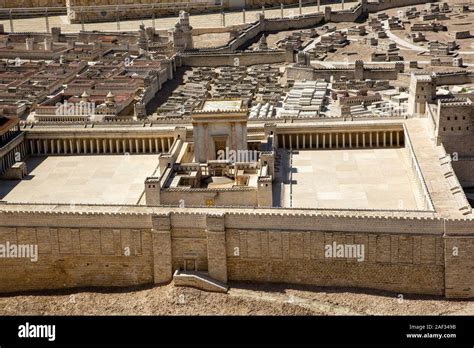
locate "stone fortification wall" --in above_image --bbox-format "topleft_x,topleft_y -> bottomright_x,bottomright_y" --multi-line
160,188 -> 258,207
0,205 -> 461,297
365,0 -> 432,13
434,71 -> 474,85
0,0 -> 64,8
181,50 -> 290,67
0,209 -> 154,292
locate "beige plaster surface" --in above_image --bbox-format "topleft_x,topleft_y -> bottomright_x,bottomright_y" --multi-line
0,154 -> 159,205
281,147 -> 420,210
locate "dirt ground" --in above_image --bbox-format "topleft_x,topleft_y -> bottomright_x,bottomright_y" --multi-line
0,282 -> 473,316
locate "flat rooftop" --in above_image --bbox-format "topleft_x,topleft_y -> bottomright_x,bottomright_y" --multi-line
277,148 -> 421,210
0,154 -> 159,205
201,100 -> 243,111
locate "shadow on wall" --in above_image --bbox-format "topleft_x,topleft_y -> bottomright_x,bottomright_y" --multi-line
0,155 -> 46,200
145,66 -> 189,114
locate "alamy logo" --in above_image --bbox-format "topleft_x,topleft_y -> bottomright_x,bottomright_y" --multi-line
216,147 -> 259,165
0,242 -> 38,262
55,101 -> 96,116
325,242 -> 365,262
18,322 -> 55,341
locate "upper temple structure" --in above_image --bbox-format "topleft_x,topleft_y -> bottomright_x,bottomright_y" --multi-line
0,0 -> 474,302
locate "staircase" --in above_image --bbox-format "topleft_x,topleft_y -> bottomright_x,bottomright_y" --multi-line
173,270 -> 228,293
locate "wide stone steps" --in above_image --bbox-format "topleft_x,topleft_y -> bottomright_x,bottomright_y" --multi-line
173,270 -> 228,293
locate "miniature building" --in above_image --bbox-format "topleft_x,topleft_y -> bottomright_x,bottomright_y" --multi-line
407,73 -> 436,115
411,22 -> 447,32
452,31 -> 472,39
168,11 -> 193,52
144,103 -> 274,208
192,100 -> 248,163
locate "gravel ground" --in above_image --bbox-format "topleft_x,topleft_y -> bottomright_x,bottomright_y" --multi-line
0,282 -> 472,316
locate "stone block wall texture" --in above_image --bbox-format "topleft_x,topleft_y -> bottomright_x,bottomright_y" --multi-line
160,189 -> 258,207
0,0 -> 64,8
0,225 -> 153,292
152,213 -> 173,283
444,235 -> 474,298
226,229 -> 444,295
1,142 -> 473,301
452,160 -> 474,187
0,208 -> 463,298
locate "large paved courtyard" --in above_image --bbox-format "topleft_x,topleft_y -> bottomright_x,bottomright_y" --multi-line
0,154 -> 160,205
278,148 -> 421,210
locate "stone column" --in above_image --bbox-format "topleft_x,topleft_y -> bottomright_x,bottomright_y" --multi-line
9,10 -> 14,33
309,134 -> 313,148
231,123 -> 236,153
329,133 -> 332,148
281,3 -> 284,18
322,134 -> 326,149
151,4 -> 156,28
45,9 -> 50,33
243,8 -> 246,23
296,134 -> 299,149
152,213 -> 173,284
302,134 -> 306,149
206,213 -> 227,283
282,134 -> 286,149
316,134 -> 319,149
115,6 -> 121,31
80,7 -> 84,31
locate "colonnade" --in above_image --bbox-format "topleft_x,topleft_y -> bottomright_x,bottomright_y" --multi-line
0,142 -> 28,176
27,136 -> 174,155
278,130 -> 404,150
0,128 -> 21,147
